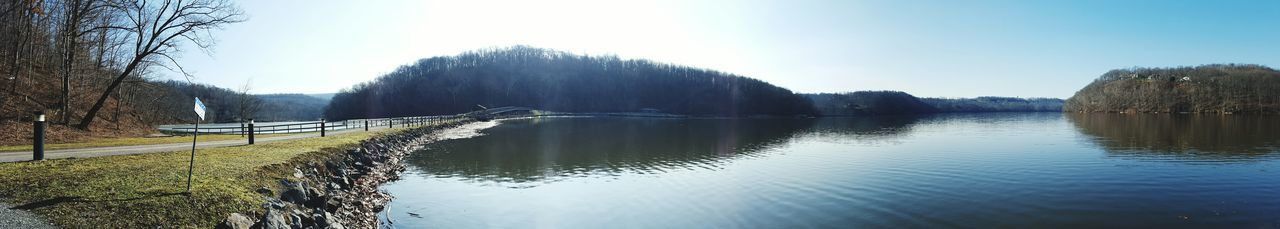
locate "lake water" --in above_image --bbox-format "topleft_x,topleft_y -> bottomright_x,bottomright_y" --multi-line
379,113 -> 1280,228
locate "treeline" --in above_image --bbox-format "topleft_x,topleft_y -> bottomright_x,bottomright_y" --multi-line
804,91 -> 937,116
1064,64 -> 1280,114
324,46 -> 817,120
0,0 -> 242,131
152,81 -> 328,123
804,91 -> 1063,116
150,81 -> 255,123
255,94 -> 328,121
924,97 -> 1064,112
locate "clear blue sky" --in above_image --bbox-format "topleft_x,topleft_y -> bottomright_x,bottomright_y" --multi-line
174,0 -> 1280,99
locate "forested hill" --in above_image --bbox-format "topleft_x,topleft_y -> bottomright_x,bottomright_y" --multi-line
924,97 -> 1064,112
805,92 -> 1063,116
257,94 -> 329,121
153,81 -> 329,123
805,91 -> 937,116
324,46 -> 817,119
1064,64 -> 1280,114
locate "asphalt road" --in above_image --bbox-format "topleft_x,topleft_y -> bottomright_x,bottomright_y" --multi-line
0,125 -> 391,163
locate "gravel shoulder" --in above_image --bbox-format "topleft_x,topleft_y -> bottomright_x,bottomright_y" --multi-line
0,202 -> 55,228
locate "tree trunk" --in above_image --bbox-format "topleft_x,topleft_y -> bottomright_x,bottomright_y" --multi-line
61,30 -> 74,124
4,3 -> 26,114
77,58 -> 141,130
60,0 -> 83,125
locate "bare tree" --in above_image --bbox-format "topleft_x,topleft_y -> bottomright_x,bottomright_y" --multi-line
76,0 -> 243,129
1,0 -> 40,114
235,78 -> 259,121
56,0 -> 114,124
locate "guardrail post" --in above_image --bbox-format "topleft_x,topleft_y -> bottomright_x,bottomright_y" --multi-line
320,119 -> 327,137
248,119 -> 255,145
33,112 -> 45,161
364,119 -> 369,131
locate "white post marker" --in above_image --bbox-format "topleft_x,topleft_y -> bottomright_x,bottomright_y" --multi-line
186,97 -> 206,194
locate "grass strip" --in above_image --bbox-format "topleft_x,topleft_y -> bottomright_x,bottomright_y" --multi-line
0,128 -> 398,228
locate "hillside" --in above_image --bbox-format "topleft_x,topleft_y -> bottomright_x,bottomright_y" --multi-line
154,82 -> 330,123
306,93 -> 336,101
805,92 -> 1062,116
257,94 -> 329,121
324,46 -> 817,119
804,91 -> 937,116
1064,64 -> 1280,114
925,97 -> 1064,112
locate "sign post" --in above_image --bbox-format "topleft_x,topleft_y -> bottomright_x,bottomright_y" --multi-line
186,97 -> 207,194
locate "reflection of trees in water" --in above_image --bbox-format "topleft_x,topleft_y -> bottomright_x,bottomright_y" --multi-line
405,117 -> 814,184
916,112 -> 1064,125
802,113 -> 1063,144
800,115 -> 921,144
1068,113 -> 1280,160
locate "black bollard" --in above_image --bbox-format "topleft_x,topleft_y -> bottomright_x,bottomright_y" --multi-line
33,112 -> 45,161
364,119 -> 369,131
320,119 -> 327,137
248,119 -> 255,145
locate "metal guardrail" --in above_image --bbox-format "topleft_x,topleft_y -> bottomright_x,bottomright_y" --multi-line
160,114 -> 471,135
157,107 -> 632,135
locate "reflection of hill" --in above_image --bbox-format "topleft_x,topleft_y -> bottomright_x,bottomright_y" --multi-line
800,116 -> 921,143
405,117 -> 814,184
1068,113 -> 1280,160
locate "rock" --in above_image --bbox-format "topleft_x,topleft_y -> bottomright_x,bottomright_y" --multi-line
256,187 -> 274,196
289,210 -> 305,229
324,197 -> 343,213
334,166 -> 349,177
264,198 -> 286,210
327,181 -> 343,191
262,208 -> 290,229
281,180 -> 308,204
305,193 -> 327,209
293,168 -> 305,178
215,213 -> 254,229
311,213 -> 328,229
315,211 -> 345,229
306,185 -> 324,200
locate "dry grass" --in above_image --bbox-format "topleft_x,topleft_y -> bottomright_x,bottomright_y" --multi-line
0,128 -> 400,228
0,119 -> 158,146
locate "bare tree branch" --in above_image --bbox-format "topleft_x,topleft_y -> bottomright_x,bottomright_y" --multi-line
76,0 -> 243,129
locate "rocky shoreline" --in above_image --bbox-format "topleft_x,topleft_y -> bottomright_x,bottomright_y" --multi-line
217,121 -> 473,229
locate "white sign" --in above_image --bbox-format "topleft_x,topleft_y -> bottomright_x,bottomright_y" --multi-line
194,97 -> 207,120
